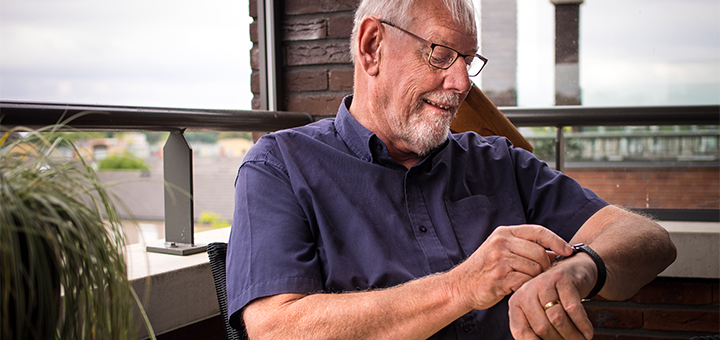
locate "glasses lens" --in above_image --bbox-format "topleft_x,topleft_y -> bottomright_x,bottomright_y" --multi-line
429,45 -> 457,69
467,55 -> 486,77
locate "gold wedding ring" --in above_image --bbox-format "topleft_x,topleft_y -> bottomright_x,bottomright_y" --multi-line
543,300 -> 561,311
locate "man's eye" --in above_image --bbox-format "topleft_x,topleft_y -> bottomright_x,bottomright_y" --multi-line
431,53 -> 454,66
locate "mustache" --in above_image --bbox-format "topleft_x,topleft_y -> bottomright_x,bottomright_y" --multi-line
423,91 -> 463,109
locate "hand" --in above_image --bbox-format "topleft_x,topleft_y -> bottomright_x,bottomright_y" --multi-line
452,225 -> 573,310
507,253 -> 597,340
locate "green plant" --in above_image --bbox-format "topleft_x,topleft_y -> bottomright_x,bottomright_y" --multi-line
184,132 -> 219,144
197,211 -> 231,229
218,131 -> 253,141
0,123 -> 154,339
97,151 -> 150,170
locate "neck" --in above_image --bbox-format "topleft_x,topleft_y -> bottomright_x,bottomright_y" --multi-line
390,150 -> 422,169
349,93 -> 422,169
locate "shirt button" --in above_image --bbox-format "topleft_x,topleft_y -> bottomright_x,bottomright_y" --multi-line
463,325 -> 472,333
376,143 -> 383,151
418,225 -> 427,233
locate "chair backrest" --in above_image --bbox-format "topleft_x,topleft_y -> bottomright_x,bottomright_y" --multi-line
451,84 -> 534,153
207,242 -> 248,340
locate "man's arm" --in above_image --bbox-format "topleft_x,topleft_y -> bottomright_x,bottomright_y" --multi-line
571,205 -> 677,299
243,225 -> 575,340
508,205 -> 677,340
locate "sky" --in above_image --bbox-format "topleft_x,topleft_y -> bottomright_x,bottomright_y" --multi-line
515,0 -> 720,107
0,0 -> 718,109
0,0 -> 253,109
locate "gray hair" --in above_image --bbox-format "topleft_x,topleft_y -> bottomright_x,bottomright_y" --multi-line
350,0 -> 477,64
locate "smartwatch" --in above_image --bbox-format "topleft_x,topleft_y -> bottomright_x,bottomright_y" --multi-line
556,243 -> 606,299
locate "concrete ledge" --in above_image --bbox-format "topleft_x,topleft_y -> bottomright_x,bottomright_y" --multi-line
659,221 -> 720,279
128,228 -> 231,339
126,222 -> 718,338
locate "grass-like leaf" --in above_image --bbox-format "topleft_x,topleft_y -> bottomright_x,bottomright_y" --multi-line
1,118 -> 154,340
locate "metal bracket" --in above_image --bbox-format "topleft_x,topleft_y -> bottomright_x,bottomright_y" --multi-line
147,130 -> 206,256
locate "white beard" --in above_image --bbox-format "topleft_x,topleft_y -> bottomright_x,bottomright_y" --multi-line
389,91 -> 461,156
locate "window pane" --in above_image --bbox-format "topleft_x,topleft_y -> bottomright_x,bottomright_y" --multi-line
514,0 -> 720,107
0,0 -> 252,109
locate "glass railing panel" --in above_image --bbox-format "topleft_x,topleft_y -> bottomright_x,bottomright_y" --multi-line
526,125 -> 720,220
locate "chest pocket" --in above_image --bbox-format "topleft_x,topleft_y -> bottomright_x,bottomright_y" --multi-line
444,191 -> 526,257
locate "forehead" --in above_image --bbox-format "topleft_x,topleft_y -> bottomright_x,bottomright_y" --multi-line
409,3 -> 478,53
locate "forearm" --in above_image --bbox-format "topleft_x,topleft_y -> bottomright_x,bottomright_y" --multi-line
571,205 -> 677,300
243,271 -> 470,340
244,225 -> 576,340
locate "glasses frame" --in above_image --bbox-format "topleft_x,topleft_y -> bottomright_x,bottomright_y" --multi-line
379,19 -> 488,77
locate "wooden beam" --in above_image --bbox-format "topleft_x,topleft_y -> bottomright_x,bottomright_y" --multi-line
451,84 -> 534,152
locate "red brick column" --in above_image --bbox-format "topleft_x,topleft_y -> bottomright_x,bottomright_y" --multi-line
250,0 -> 359,117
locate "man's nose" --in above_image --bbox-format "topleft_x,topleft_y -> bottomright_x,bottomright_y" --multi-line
443,58 -> 473,94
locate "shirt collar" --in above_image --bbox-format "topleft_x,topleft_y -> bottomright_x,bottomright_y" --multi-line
335,95 -> 378,163
334,95 -> 453,167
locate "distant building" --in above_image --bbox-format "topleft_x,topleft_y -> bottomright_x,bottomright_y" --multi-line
74,132 -> 150,161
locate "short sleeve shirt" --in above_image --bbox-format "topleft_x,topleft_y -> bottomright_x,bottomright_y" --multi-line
226,95 -> 608,339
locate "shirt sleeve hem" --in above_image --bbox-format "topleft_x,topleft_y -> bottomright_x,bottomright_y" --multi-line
557,195 -> 610,240
228,276 -> 323,330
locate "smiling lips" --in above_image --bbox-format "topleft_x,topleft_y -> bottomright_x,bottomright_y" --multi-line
423,98 -> 453,110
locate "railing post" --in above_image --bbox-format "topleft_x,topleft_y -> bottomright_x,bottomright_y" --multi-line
556,125 -> 565,172
258,0 -> 279,112
551,0 -> 583,106
147,129 -> 206,255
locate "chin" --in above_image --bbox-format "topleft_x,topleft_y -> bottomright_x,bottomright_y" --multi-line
408,122 -> 451,156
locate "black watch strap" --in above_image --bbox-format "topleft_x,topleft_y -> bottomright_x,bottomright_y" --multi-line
557,243 -> 607,299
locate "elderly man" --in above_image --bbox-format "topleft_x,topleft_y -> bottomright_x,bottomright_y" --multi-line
226,0 -> 676,338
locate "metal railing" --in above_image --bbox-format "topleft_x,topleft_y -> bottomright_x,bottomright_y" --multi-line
2,101 -> 718,253
1,101 -> 313,255
500,104 -> 719,172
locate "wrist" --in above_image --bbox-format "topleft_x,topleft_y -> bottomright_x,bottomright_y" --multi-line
556,243 -> 606,299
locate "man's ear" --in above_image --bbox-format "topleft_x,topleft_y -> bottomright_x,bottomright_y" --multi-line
356,17 -> 382,77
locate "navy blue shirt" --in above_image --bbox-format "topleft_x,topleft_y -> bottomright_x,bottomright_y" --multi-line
227,96 -> 608,339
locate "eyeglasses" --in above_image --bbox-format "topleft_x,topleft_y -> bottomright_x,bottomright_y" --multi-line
379,20 -> 488,77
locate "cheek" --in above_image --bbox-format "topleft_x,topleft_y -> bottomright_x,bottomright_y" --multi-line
381,50 -> 441,109
396,66 -> 434,100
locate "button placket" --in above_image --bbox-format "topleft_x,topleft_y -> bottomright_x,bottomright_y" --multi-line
404,173 -> 453,273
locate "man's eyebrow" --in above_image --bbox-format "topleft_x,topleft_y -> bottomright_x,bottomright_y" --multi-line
434,35 -> 479,55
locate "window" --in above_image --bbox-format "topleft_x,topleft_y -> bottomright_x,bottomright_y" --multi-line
514,0 -> 720,107
0,0 -> 253,110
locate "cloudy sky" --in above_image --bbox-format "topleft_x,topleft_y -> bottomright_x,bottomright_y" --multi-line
0,0 -> 718,109
515,0 -> 720,106
0,0 -> 252,109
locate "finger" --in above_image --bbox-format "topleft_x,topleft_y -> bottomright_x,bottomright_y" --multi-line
544,301 -> 584,340
504,270 -> 535,294
509,298 -> 542,340
524,294 -> 562,340
546,250 -> 560,264
498,229 -> 558,272
505,237 -> 553,272
530,289 -> 565,340
537,280 -> 587,340
557,281 -> 594,339
509,225 -> 573,257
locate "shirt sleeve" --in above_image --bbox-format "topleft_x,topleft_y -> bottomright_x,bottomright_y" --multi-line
508,140 -> 609,241
225,137 -> 324,329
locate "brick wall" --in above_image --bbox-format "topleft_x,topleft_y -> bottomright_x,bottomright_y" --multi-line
566,168 -> 720,210
249,0 -> 359,116
247,0 -> 719,337
587,277 -> 719,339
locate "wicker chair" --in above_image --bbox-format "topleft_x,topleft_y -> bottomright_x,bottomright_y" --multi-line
207,242 -> 247,340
